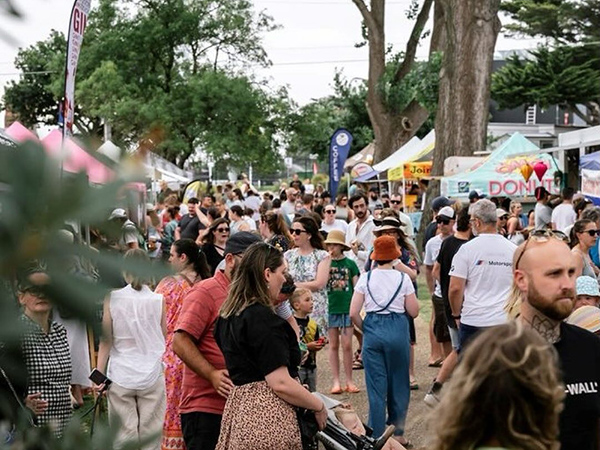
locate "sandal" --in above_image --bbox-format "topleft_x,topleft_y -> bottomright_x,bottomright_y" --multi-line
352,359 -> 364,370
428,358 -> 444,368
410,380 -> 419,390
330,387 -> 343,395
345,385 -> 360,393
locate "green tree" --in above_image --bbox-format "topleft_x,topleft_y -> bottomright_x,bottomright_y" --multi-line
2,0 -> 288,171
493,0 -> 600,125
285,55 -> 440,162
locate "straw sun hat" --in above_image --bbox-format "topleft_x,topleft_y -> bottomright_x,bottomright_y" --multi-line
323,230 -> 350,251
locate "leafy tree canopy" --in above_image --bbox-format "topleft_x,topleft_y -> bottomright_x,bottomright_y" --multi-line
2,0 -> 289,172
286,54 -> 440,162
494,0 -> 600,125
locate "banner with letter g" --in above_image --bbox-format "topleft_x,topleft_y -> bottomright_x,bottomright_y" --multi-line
328,128 -> 353,199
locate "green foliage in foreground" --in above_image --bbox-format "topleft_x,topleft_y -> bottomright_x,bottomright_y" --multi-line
0,140 -> 168,448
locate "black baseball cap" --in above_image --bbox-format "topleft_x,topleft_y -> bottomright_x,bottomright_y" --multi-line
468,190 -> 486,201
224,232 -> 262,255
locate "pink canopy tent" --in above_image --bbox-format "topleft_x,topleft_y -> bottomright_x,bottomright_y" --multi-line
42,129 -> 113,184
5,121 -> 39,142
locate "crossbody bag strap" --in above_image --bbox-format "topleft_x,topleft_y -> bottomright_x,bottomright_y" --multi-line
366,270 -> 405,313
0,365 -> 35,427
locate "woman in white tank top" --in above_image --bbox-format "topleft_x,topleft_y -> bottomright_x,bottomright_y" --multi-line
96,249 -> 167,450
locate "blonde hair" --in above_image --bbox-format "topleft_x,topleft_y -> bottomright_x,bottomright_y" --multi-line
219,243 -> 284,318
431,321 -> 564,450
505,281 -> 524,319
290,288 -> 312,310
510,200 -> 522,215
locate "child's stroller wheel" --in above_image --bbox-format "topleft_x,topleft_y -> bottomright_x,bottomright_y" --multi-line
373,425 -> 396,450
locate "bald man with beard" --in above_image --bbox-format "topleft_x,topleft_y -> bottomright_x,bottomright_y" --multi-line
514,235 -> 600,450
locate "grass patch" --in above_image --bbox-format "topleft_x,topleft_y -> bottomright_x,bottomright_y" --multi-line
416,273 -> 432,323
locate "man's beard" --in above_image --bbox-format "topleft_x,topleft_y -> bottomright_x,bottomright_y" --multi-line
527,279 -> 574,321
356,210 -> 366,219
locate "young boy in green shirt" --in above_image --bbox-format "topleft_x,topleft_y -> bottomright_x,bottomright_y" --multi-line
324,230 -> 360,394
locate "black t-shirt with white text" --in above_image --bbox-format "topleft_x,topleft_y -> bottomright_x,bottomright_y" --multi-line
554,322 -> 600,450
436,235 -> 469,326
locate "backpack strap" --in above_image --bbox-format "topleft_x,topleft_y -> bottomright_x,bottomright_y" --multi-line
366,270 -> 405,313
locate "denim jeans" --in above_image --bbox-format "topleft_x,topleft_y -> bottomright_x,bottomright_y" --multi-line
362,312 -> 410,437
458,322 -> 488,353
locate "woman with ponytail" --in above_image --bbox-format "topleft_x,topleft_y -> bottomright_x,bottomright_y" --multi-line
570,219 -> 600,278
155,239 -> 211,450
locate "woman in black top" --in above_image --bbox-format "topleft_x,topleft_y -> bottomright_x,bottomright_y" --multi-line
215,242 -> 327,450
201,218 -> 230,275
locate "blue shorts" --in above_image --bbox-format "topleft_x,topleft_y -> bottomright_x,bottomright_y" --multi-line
328,313 -> 352,328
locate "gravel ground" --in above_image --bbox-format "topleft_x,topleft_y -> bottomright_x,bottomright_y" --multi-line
315,314 -> 437,450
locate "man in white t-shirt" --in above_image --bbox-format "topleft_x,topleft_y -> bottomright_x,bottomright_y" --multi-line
551,187 -> 577,233
449,199 -> 516,350
424,206 -> 455,359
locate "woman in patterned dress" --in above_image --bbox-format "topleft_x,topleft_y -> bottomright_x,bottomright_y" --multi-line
284,216 -> 331,333
18,269 -> 72,437
156,239 -> 211,450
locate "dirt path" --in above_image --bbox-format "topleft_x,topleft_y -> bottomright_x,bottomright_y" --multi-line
315,315 -> 436,449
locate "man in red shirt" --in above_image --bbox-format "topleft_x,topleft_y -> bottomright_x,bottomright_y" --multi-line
173,232 -> 262,450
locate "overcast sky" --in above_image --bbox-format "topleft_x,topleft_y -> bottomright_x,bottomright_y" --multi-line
0,0 -> 540,111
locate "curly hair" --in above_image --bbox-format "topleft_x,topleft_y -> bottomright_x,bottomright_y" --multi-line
431,321 -> 564,450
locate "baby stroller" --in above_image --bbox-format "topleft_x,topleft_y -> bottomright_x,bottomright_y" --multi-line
313,393 -> 396,450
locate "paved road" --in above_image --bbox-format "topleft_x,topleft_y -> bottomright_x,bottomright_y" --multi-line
315,315 -> 435,449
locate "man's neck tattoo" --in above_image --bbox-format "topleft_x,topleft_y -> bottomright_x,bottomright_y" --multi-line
524,314 -> 561,344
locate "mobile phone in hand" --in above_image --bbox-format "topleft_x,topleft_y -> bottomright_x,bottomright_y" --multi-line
89,369 -> 112,387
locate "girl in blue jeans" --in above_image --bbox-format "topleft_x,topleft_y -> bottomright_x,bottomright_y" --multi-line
350,235 -> 419,447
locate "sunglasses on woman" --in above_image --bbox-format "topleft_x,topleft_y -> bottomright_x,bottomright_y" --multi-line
584,230 -> 600,237
216,227 -> 230,233
324,209 -> 336,214
290,229 -> 308,235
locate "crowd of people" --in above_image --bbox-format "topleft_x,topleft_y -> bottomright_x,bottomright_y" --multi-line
3,176 -> 600,450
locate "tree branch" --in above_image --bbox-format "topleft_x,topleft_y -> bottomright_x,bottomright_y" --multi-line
351,0 -> 377,33
394,0 -> 434,83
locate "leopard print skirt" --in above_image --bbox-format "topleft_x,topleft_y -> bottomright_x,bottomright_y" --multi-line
216,381 -> 302,450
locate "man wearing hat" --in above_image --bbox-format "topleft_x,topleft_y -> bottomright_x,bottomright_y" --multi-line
424,196 -> 455,249
108,208 -> 142,252
424,206 -> 455,363
468,190 -> 486,204
173,232 -> 262,450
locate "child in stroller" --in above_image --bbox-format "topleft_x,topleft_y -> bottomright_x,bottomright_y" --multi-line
314,393 -> 408,450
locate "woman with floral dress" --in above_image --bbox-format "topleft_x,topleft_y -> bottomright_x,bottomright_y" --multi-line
284,216 -> 331,332
155,239 -> 210,450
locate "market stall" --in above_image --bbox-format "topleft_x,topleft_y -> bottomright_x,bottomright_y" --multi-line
580,151 -> 600,205
441,133 -> 560,199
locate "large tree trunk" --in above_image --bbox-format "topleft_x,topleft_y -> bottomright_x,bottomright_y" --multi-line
353,0 -> 434,164
419,0 -> 501,247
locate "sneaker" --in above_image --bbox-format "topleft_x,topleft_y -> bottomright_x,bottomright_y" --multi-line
423,381 -> 443,408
